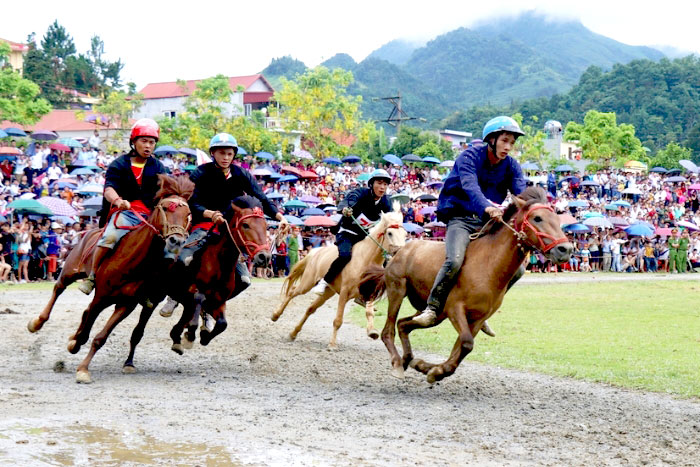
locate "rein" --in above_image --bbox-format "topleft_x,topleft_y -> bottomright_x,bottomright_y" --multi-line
109,196 -> 190,240
221,206 -> 270,259
349,214 -> 403,260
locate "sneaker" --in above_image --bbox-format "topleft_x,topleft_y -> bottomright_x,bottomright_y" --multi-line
310,279 -> 329,295
413,308 -> 437,326
19,280 -> 27,284
159,297 -> 179,318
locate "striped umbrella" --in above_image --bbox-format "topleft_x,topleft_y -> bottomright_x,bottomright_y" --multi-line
38,197 -> 78,216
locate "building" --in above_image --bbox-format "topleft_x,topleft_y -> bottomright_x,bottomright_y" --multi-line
134,74 -> 275,120
439,129 -> 472,148
0,38 -> 28,73
543,120 -> 582,160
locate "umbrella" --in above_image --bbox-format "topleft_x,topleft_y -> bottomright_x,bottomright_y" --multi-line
427,181 -> 444,188
665,176 -> 687,183
322,206 -> 337,211
70,168 -> 95,176
49,143 -> 71,152
622,187 -> 642,194
0,129 -> 7,138
292,149 -> 313,160
563,223 -> 590,233
3,127 -> 27,137
342,155 -> 360,163
679,160 -> 699,173
416,194 -> 438,202
58,138 -> 83,148
78,208 -> 99,217
604,204 -> 620,211
283,199 -> 308,209
300,195 -> 322,204
677,221 -> 700,231
650,167 -> 667,173
424,221 -> 446,228
609,217 -> 630,227
255,151 -> 275,160
19,193 -> 36,199
178,148 -> 198,157
7,199 -> 54,215
252,168 -> 272,176
183,164 -> 197,171
612,200 -> 631,208
302,207 -> 325,216
280,166 -> 304,178
30,130 -> 58,141
37,197 -> 78,217
322,157 -> 342,165
422,156 -> 441,164
582,211 -> 603,218
624,160 -> 647,170
84,114 -> 110,125
419,206 -> 437,215
439,160 -> 455,168
555,164 -> 574,172
688,184 -> 700,190
666,168 -> 682,175
580,180 -> 599,186
237,147 -> 248,155
266,192 -> 285,200
278,175 -> 298,183
82,196 -> 103,208
583,217 -> 613,228
402,222 -> 424,234
357,173 -> 370,181
401,154 -> 422,162
300,170 -> 319,179
382,154 -> 403,166
520,162 -> 540,171
0,147 -> 22,155
51,180 -> 79,189
655,227 -> 673,237
154,145 -> 178,155
391,194 -> 410,204
567,200 -> 589,208
76,183 -> 104,194
283,215 -> 304,226
558,213 -> 577,226
304,216 -> 336,227
624,224 -> 654,237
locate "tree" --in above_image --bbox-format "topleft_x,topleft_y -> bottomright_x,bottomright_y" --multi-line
0,42 -> 51,124
87,89 -> 144,152
650,142 -> 692,170
273,66 -> 362,159
513,113 -> 547,167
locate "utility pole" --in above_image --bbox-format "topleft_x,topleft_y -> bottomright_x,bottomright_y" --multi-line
373,91 -> 425,131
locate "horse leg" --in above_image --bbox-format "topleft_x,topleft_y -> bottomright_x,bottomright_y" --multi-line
76,302 -> 137,384
380,280 -> 407,379
271,292 -> 297,322
365,300 -> 380,340
170,295 -> 196,355
289,288 -> 335,341
424,309 -> 474,384
67,295 -> 112,355
27,275 -> 70,332
123,302 -> 155,373
397,311 -> 446,376
328,290 -> 351,350
200,303 -> 227,346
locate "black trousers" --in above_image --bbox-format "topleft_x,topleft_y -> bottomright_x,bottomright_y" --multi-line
323,232 -> 361,283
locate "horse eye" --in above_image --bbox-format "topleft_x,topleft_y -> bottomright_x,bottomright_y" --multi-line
533,216 -> 542,223
242,223 -> 250,229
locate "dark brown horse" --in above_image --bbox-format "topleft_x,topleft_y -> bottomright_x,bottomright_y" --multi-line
168,195 -> 270,353
28,175 -> 194,383
359,187 -> 573,383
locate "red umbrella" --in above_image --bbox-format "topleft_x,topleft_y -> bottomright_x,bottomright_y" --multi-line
558,213 -> 577,226
280,166 -> 304,177
0,147 -> 22,155
300,170 -> 319,179
303,216 -> 337,227
49,143 -> 71,152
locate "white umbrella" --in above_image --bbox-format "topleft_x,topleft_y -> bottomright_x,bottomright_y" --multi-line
622,187 -> 642,195
582,217 -> 613,228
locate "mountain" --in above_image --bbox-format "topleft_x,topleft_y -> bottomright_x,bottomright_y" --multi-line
366,39 -> 422,66
260,55 -> 308,89
320,53 -> 357,71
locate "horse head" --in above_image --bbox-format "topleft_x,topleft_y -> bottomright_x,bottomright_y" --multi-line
509,186 -> 573,263
152,175 -> 194,261
225,195 -> 271,267
372,201 -> 407,255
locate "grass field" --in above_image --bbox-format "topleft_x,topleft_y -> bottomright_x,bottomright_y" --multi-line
349,279 -> 700,398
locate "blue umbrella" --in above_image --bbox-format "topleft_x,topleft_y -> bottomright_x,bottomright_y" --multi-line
154,145 -> 178,155
237,147 -> 248,155
70,167 -> 95,176
58,138 -> 83,148
624,224 -> 654,237
82,196 -> 103,208
3,127 -> 27,137
521,161 -> 540,170
580,180 -> 599,186
255,151 -> 275,160
604,204 -> 620,211
51,180 -> 79,189
563,223 -> 590,232
402,222 -> 425,234
555,164 -> 574,172
342,155 -> 360,163
422,156 -> 441,164
268,172 -> 282,179
612,200 -> 631,208
322,157 -> 342,165
401,154 -> 422,162
0,129 -> 8,138
283,215 -> 303,225
178,148 -> 198,157
302,207 -> 325,216
382,154 -> 403,166
582,211 -> 603,218
567,200 -> 589,208
650,167 -> 667,173
266,191 -> 285,199
278,175 -> 298,183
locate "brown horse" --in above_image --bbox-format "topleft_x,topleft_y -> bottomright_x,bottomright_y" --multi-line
168,195 -> 270,353
359,187 -> 573,383
29,175 -> 194,383
271,204 -> 406,349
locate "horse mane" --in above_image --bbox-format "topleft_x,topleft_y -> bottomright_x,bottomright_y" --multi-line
487,186 -> 548,235
156,174 -> 195,201
368,208 -> 403,237
232,195 -> 262,210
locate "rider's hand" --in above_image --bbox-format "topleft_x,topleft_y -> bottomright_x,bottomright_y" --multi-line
278,216 -> 289,228
484,206 -> 504,221
116,199 -> 131,211
342,207 -> 353,217
211,211 -> 225,224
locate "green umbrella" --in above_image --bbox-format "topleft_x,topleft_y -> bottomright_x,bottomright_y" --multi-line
357,173 -> 370,181
283,199 -> 308,209
391,194 -> 410,204
7,199 -> 54,215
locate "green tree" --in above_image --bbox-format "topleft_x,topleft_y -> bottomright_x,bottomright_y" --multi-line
274,66 -> 362,159
0,42 -> 51,124
650,142 -> 692,170
513,113 -> 547,167
88,89 -> 144,152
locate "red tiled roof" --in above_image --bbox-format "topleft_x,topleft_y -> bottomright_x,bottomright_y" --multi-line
140,74 -> 274,99
0,38 -> 28,53
243,91 -> 274,104
1,110 -> 126,133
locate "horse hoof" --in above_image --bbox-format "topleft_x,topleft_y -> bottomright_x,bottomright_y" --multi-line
390,366 -> 405,380
122,365 -> 137,374
171,343 -> 184,355
75,370 -> 92,384
327,343 -> 339,351
270,312 -> 280,322
408,358 -> 420,369
67,340 -> 80,354
182,339 -> 194,350
426,374 -> 436,384
27,318 -> 41,333
287,333 -> 297,342
367,329 -> 380,340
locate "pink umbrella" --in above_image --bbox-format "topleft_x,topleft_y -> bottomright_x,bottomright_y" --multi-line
609,217 -> 630,227
37,197 -> 78,216
49,143 -> 71,152
677,221 -> 700,231
558,213 -> 577,226
655,227 -> 673,237
688,183 -> 700,190
303,215 -> 337,227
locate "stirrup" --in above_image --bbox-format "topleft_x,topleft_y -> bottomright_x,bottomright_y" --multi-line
413,308 -> 437,326
78,276 -> 95,295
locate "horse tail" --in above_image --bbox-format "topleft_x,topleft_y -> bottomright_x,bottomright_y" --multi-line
281,253 -> 311,298
358,264 -> 386,303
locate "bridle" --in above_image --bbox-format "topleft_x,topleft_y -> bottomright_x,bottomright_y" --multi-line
110,196 -> 190,240
373,222 -> 405,259
510,203 -> 569,253
222,205 -> 270,259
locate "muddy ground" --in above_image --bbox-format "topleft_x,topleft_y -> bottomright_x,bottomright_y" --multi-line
0,276 -> 699,466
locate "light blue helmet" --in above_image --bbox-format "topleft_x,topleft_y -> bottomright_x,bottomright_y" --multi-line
482,116 -> 525,141
209,133 -> 238,154
368,168 -> 391,187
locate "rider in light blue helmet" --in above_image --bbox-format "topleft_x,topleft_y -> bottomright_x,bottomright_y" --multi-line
412,116 -> 527,333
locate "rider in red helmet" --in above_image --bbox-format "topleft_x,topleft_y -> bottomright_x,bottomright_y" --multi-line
79,118 -> 168,294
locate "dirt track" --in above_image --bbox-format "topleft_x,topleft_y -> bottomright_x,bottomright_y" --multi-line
1,278 -> 699,466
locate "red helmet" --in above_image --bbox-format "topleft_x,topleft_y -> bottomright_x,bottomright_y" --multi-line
130,118 -> 160,142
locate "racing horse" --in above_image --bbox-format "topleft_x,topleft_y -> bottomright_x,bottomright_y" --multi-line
358,187 -> 573,383
271,203 -> 406,349
168,195 -> 270,353
29,175 -> 194,383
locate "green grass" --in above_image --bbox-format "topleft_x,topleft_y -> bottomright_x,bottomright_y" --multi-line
349,280 -> 700,398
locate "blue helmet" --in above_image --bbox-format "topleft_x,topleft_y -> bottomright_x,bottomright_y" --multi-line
482,116 -> 524,141
368,168 -> 391,187
209,133 -> 238,154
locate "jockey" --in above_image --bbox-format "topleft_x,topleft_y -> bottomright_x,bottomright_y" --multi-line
413,116 -> 528,331
79,118 -> 167,295
159,133 -> 286,316
310,168 -> 392,295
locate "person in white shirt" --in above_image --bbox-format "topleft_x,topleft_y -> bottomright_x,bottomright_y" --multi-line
89,130 -> 101,150
47,161 -> 62,181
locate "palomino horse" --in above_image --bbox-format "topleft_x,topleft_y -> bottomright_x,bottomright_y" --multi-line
358,187 -> 573,383
271,203 -> 406,349
168,195 -> 270,353
28,175 -> 194,383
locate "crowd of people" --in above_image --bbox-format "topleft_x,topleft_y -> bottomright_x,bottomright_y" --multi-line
1,127 -> 700,284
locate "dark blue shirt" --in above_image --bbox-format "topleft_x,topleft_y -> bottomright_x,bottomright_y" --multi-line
437,143 -> 526,221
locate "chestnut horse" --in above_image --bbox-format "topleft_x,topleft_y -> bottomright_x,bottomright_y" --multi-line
29,175 -> 194,383
359,187 -> 573,383
271,204 -> 406,349
168,195 -> 270,353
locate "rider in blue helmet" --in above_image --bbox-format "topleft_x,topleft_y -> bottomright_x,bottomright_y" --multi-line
412,116 -> 527,334
310,168 -> 393,295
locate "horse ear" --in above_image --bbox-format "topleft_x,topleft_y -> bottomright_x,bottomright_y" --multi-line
512,195 -> 527,209
392,200 -> 401,213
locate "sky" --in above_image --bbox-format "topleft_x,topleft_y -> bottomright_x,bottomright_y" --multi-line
3,0 -> 700,91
